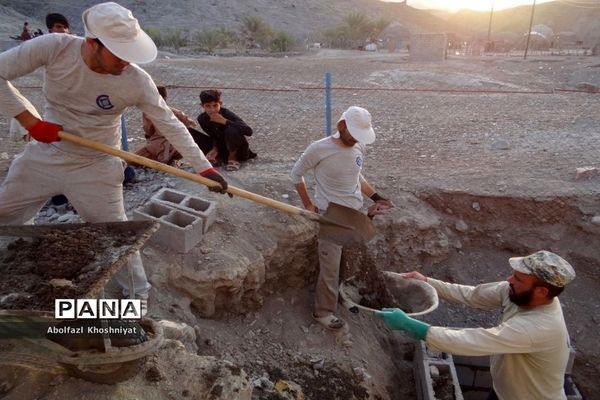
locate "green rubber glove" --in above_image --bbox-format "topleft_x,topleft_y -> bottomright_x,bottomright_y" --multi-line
376,308 -> 430,340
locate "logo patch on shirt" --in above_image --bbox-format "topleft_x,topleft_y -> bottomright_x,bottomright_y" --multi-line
356,156 -> 363,167
96,95 -> 114,110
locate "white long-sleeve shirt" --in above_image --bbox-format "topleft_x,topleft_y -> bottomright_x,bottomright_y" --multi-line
290,135 -> 366,211
426,279 -> 569,400
0,34 -> 211,172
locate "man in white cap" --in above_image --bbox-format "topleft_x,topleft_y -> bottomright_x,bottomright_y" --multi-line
290,106 -> 394,330
378,250 -> 576,400
0,2 -> 229,303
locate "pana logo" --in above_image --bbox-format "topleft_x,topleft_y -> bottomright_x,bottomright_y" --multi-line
96,94 -> 114,110
55,299 -> 142,319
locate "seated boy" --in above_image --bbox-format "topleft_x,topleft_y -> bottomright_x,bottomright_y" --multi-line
195,89 -> 256,171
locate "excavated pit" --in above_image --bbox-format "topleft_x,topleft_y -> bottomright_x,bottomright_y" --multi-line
164,186 -> 600,399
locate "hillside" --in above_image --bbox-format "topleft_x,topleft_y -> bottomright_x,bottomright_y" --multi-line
446,1 -> 600,45
0,0 -> 462,41
0,5 -> 43,36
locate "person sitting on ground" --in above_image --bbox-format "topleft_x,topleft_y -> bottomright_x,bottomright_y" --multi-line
134,85 -> 199,165
20,22 -> 32,41
46,13 -> 70,33
377,250 -> 575,400
195,89 -> 256,171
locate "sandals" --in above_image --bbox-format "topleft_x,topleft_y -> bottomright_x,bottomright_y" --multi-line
312,313 -> 346,331
226,160 -> 241,171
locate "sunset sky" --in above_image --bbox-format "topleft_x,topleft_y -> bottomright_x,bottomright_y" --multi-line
383,0 -> 555,12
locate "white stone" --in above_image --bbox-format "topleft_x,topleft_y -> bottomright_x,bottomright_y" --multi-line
472,202 -> 481,211
455,220 -> 468,232
158,320 -> 196,345
252,376 -> 274,390
591,216 -> 600,225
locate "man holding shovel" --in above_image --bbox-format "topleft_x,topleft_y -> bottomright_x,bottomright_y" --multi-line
291,106 -> 394,330
0,2 -> 228,303
378,250 -> 575,400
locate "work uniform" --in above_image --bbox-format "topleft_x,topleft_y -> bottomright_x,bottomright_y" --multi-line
290,134 -> 366,316
0,34 -> 212,298
426,279 -> 570,400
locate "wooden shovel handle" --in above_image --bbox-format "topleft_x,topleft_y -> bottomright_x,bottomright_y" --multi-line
57,131 -> 321,222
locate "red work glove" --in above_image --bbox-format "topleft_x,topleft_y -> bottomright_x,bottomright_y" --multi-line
200,168 -> 232,197
27,120 -> 62,143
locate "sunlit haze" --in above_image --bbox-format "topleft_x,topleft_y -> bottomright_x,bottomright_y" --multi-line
383,0 -> 555,12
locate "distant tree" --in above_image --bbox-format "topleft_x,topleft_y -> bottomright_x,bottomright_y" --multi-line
270,30 -> 294,52
344,12 -> 371,42
322,13 -> 391,49
194,28 -> 226,53
145,26 -> 164,47
163,30 -> 188,50
370,17 -> 391,40
240,16 -> 273,48
215,27 -> 238,48
323,26 -> 352,48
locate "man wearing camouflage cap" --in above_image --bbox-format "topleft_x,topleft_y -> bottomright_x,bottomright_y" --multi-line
377,250 -> 575,400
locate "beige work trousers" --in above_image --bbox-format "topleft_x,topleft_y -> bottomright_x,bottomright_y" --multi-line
314,238 -> 343,317
0,142 -> 150,298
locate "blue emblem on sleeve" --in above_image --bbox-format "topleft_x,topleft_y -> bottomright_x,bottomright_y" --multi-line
356,156 -> 363,167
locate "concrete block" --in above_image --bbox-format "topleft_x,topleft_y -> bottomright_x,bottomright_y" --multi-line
414,342 -> 464,400
565,344 -> 576,375
564,375 -> 583,400
134,202 -> 204,253
152,188 -> 217,233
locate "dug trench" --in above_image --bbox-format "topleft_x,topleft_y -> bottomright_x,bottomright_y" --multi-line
1,181 -> 598,399
134,180 -> 599,399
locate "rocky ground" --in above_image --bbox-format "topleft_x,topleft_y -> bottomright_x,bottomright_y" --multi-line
0,49 -> 599,399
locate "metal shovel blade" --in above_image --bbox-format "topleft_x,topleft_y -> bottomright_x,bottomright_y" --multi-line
317,202 -> 376,245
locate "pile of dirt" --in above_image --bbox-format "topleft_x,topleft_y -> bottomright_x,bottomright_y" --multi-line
0,224 -> 142,311
341,246 -> 435,314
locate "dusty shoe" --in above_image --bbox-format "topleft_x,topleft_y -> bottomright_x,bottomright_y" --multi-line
312,313 -> 346,331
226,160 -> 241,171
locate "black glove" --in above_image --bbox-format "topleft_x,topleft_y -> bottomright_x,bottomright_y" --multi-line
200,168 -> 232,197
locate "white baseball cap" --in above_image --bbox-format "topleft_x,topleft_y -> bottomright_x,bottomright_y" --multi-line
338,106 -> 375,144
82,2 -> 157,64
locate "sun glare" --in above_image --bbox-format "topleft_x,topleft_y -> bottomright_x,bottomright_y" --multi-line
384,0 -> 554,12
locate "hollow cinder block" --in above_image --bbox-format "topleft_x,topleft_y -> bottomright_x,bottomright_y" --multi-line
564,375 -> 583,400
151,188 -> 217,233
133,202 -> 204,253
414,342 -> 464,400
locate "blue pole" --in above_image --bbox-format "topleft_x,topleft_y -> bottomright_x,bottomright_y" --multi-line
325,72 -> 332,137
120,114 -> 128,151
